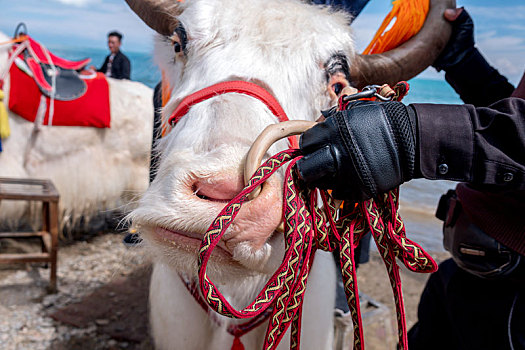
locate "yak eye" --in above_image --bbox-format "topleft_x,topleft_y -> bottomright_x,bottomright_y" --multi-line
171,24 -> 187,56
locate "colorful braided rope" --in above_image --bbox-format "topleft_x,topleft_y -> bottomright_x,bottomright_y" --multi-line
197,147 -> 437,350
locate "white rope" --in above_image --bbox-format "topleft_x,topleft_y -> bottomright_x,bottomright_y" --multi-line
33,41 -> 57,126
0,40 -> 28,83
34,95 -> 47,130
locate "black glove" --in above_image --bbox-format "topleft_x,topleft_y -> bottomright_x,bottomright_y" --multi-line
296,101 -> 418,201
432,8 -> 515,106
432,8 -> 474,72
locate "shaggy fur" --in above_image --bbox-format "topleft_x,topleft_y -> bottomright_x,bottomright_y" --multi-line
0,32 -> 153,230
131,0 -> 357,349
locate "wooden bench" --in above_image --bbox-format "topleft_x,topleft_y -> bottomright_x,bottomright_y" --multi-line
0,177 -> 59,292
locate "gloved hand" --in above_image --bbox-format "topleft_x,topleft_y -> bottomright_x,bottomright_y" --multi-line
432,8 -> 475,72
296,100 -> 418,201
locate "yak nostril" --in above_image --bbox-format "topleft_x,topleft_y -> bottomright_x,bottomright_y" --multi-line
192,184 -> 215,201
332,82 -> 344,95
194,189 -> 224,202
196,192 -> 211,201
192,180 -> 242,202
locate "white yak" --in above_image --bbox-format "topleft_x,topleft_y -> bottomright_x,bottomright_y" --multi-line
125,0 -> 451,349
0,32 -> 153,230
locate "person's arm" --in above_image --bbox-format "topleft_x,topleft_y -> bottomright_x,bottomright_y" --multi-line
432,9 -> 514,106
414,98 -> 524,186
98,56 -> 108,73
122,55 -> 131,80
296,98 -> 525,201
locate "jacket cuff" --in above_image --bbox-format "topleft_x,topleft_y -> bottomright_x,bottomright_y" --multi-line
412,104 -> 474,181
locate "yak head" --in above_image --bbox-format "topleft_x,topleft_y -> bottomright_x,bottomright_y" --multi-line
126,0 -> 451,283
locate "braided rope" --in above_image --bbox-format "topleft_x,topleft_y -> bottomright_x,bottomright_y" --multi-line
197,147 -> 437,350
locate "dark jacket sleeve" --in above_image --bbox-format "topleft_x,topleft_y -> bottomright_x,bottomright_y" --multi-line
111,52 -> 131,80
120,53 -> 131,80
412,97 -> 525,190
98,55 -> 109,73
443,48 -> 515,107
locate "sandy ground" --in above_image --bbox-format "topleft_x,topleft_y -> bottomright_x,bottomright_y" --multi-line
0,232 -> 450,349
357,250 -> 451,331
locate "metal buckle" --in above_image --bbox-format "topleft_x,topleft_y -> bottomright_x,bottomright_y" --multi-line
342,85 -> 393,103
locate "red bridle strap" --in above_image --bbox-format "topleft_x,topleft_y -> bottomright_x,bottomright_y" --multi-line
167,80 -> 299,148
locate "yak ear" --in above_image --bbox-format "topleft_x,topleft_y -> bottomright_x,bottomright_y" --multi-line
125,0 -> 182,36
350,0 -> 456,89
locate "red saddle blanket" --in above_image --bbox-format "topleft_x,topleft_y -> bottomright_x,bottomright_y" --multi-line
7,36 -> 110,128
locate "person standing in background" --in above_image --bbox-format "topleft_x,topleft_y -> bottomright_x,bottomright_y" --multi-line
96,31 -> 131,80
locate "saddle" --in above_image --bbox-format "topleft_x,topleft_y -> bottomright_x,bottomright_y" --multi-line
19,36 -> 91,101
6,34 -> 110,128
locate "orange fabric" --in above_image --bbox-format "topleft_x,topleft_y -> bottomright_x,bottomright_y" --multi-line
363,0 -> 429,55
160,70 -> 171,137
161,71 -> 171,107
0,35 -> 28,47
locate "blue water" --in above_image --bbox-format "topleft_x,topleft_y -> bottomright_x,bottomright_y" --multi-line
49,46 -> 464,104
52,46 -> 463,252
49,46 -> 161,89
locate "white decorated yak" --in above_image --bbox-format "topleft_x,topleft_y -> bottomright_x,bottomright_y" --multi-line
125,0 -> 452,349
0,31 -> 153,230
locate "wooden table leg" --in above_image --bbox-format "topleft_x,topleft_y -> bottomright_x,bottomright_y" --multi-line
48,200 -> 59,293
42,202 -> 49,253
0,178 -> 60,293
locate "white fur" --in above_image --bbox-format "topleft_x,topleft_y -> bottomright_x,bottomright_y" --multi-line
0,32 -> 153,229
150,251 -> 335,350
131,0 -> 357,348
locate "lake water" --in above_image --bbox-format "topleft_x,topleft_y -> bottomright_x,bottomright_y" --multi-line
53,46 -> 464,252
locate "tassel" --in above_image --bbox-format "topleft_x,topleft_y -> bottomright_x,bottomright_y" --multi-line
231,336 -> 245,350
0,89 -> 10,139
363,0 -> 429,55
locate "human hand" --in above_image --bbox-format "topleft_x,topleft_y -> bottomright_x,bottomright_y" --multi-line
432,8 -> 475,71
296,100 -> 417,201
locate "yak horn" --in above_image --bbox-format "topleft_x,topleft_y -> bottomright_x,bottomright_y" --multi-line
244,121 -> 316,200
125,0 -> 182,36
350,0 -> 456,89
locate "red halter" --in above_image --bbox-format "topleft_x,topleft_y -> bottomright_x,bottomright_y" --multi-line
167,80 -> 299,148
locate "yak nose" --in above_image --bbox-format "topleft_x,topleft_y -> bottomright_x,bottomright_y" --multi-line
191,173 -> 283,254
193,177 -> 244,202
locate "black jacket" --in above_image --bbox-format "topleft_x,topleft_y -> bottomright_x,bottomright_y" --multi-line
98,51 -> 131,80
412,97 -> 525,254
413,97 -> 524,190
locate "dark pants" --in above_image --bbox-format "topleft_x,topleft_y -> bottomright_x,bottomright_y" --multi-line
408,258 -> 525,350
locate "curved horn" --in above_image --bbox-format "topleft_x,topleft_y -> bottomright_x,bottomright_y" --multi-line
350,0 -> 456,89
125,0 -> 181,36
244,121 -> 316,200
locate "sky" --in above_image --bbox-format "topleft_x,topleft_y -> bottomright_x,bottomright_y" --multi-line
0,0 -> 524,85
